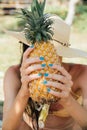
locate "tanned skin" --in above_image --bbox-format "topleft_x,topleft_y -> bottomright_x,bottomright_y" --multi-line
2,47 -> 87,130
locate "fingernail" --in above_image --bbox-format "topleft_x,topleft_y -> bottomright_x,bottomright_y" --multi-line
40,56 -> 44,61
38,73 -> 42,76
47,88 -> 51,92
44,73 -> 49,77
48,64 -> 53,67
42,80 -> 47,85
30,45 -> 34,48
41,64 -> 46,68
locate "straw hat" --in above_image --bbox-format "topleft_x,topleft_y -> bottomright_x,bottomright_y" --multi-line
5,15 -> 87,58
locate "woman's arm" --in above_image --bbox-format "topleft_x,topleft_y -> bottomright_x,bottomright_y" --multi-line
62,95 -> 87,130
2,66 -> 31,130
45,64 -> 87,129
61,68 -> 87,130
2,47 -> 44,130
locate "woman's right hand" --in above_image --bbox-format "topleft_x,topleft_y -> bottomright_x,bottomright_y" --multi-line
20,46 -> 44,97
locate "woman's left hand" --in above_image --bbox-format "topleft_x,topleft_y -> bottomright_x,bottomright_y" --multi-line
44,64 -> 73,104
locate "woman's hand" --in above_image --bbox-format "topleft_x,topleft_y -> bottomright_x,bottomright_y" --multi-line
44,64 -> 73,104
20,46 -> 44,97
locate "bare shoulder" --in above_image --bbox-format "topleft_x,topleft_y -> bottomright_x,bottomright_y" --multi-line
4,64 -> 21,92
5,64 -> 20,78
64,62 -> 87,87
78,64 -> 87,87
68,63 -> 87,96
74,64 -> 87,107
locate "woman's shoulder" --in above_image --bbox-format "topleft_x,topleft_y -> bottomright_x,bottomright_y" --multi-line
4,64 -> 21,88
64,62 -> 87,71
5,64 -> 20,78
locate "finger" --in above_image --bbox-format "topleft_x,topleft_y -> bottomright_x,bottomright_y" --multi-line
20,63 -> 44,76
23,46 -> 34,61
47,88 -> 69,98
28,73 -> 42,82
66,80 -> 73,88
21,73 -> 42,84
46,73 -> 68,84
25,64 -> 44,74
22,56 -> 44,68
50,64 -> 72,80
45,80 -> 66,91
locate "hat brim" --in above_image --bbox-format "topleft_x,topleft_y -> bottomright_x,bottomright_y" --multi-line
5,30 -> 87,58
5,30 -> 30,46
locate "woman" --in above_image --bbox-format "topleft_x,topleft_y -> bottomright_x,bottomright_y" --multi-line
2,42 -> 87,130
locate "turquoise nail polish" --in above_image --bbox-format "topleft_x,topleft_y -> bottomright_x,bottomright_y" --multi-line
47,88 -> 51,92
40,56 -> 44,61
41,64 -> 46,67
48,64 -> 53,67
38,73 -> 42,76
44,73 -> 49,77
30,45 -> 34,48
42,80 -> 47,85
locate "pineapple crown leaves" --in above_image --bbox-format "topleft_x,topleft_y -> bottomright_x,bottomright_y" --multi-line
20,0 -> 54,44
31,0 -> 45,18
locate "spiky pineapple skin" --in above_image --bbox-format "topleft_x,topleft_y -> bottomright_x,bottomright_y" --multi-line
29,41 -> 62,103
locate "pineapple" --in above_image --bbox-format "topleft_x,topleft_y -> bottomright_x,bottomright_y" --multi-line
21,0 -> 62,128
30,42 -> 62,103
